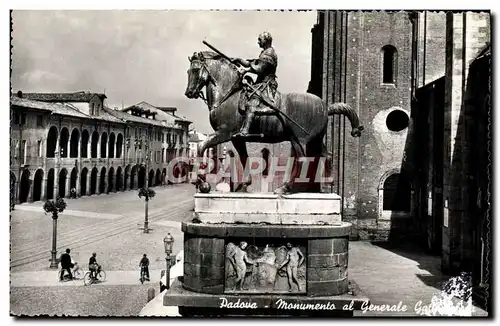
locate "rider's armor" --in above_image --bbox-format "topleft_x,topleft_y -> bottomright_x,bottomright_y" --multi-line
239,47 -> 279,135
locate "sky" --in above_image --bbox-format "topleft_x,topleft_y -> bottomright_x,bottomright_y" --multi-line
11,10 -> 317,134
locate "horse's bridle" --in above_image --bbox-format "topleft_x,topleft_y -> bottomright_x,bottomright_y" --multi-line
190,55 -> 242,110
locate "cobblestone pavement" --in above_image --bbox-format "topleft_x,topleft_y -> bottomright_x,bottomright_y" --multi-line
10,285 -> 154,316
10,183 -> 195,272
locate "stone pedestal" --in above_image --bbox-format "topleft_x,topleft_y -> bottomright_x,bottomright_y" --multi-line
164,192 -> 369,316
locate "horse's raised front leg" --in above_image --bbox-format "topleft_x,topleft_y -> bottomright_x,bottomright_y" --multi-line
197,131 -> 231,158
231,138 -> 252,192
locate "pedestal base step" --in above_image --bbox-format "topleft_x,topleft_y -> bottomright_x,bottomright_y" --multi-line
194,192 -> 341,225
164,278 -> 369,317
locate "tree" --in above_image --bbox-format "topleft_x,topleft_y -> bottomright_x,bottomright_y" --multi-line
43,197 -> 67,269
138,187 -> 156,233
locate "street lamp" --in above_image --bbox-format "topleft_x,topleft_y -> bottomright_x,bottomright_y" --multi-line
163,233 -> 174,290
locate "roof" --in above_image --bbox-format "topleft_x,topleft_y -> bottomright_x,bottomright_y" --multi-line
188,130 -> 208,143
123,101 -> 192,125
11,95 -> 90,119
188,133 -> 201,142
11,93 -> 188,128
20,91 -> 107,102
103,106 -> 169,128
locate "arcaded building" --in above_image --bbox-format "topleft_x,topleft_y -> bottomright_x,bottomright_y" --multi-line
10,91 -> 191,205
308,10 -> 491,306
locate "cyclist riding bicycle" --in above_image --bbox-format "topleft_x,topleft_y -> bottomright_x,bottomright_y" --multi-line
88,252 -> 101,280
139,254 -> 150,281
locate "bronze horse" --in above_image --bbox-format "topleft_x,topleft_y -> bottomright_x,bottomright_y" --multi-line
185,51 -> 363,194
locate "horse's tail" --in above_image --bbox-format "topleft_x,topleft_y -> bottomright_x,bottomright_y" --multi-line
327,102 -> 364,137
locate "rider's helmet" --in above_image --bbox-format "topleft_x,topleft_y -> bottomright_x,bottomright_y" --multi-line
66,248 -> 70,253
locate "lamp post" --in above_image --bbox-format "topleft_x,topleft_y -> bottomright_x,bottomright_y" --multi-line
163,233 -> 174,290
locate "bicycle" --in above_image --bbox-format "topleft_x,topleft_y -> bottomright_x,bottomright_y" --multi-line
139,265 -> 150,284
83,266 -> 106,286
58,262 -> 83,281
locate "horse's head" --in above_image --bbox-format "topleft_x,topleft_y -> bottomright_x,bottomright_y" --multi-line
185,51 -> 241,102
185,52 -> 210,99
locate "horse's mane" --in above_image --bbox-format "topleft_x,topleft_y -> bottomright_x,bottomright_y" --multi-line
191,51 -> 237,71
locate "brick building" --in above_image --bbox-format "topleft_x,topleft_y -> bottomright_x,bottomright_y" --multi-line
308,11 -> 414,240
308,10 -> 491,308
10,91 -> 191,205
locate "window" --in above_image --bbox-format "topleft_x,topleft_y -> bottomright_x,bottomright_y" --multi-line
37,140 -> 42,157
36,115 -> 43,127
386,109 -> 409,132
381,45 -> 397,84
90,103 -> 95,115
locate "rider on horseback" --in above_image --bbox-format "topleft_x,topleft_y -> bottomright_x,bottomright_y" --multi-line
232,31 -> 279,138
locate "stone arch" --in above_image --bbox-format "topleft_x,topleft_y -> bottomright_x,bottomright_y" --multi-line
149,169 -> 155,187
155,169 -> 162,186
33,169 -> 44,202
116,166 -> 123,191
70,128 -> 80,158
58,168 -> 68,198
70,167 -> 78,192
378,169 -> 413,220
19,169 -> 30,203
90,168 -> 98,195
124,165 -> 131,190
116,133 -> 124,158
60,127 -> 69,158
381,44 -> 398,84
46,169 -> 55,200
162,168 -> 167,185
130,165 -> 137,189
100,132 -> 108,158
108,167 -> 115,193
99,167 -> 106,194
46,126 -> 58,158
81,129 -> 89,158
138,165 -> 146,188
80,167 -> 88,196
91,131 -> 99,158
108,132 -> 116,158
10,171 -> 17,204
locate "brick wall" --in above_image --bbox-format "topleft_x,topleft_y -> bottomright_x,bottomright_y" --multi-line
442,12 -> 490,273
316,11 -> 413,240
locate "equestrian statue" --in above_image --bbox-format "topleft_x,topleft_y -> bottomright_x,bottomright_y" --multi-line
185,31 -> 363,194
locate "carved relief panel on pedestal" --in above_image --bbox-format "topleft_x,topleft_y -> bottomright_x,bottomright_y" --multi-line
225,240 -> 307,294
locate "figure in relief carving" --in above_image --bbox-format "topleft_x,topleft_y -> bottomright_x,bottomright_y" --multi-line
276,242 -> 305,292
226,241 -> 254,290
